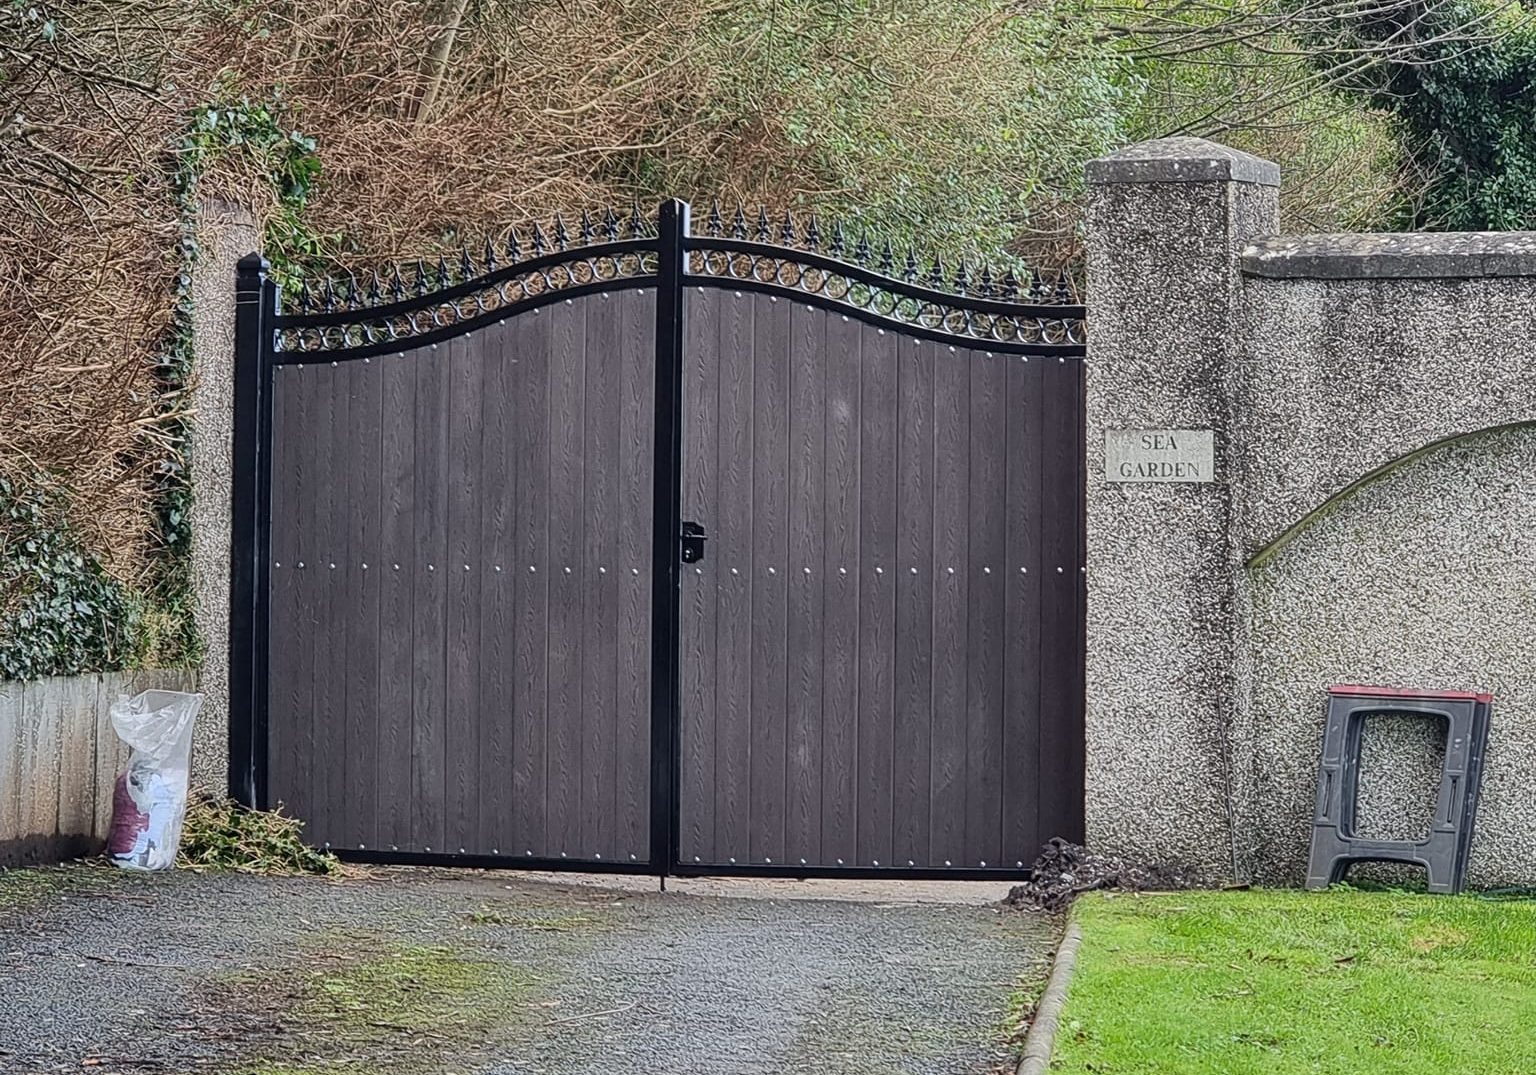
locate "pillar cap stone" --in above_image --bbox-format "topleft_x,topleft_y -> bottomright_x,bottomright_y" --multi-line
1086,137 -> 1280,188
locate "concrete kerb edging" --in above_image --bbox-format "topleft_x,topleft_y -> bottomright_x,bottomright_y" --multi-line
1015,920 -> 1084,1075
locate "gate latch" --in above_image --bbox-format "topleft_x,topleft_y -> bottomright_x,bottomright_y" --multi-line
679,520 -> 707,564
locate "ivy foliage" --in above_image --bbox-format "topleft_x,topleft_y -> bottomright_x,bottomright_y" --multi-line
0,477 -> 141,681
1323,2 -> 1536,230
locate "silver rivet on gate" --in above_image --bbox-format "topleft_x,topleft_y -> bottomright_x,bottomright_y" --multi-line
1080,565 -> 1087,572
595,852 -> 602,858
603,293 -> 609,300
949,346 -> 956,353
908,860 -> 914,866
980,860 -> 987,867
766,857 -> 772,863
734,291 -> 741,298
391,844 -> 398,851
530,565 -> 537,572
945,860 -> 952,866
425,846 -> 432,851
839,567 -> 847,575
842,315 -> 849,322
800,858 -> 807,865
630,854 -> 636,860
875,566 -> 883,574
770,296 -> 777,303
910,567 -> 918,574
1059,356 -> 1065,363
498,319 -> 506,325
947,566 -> 955,574
431,343 -> 438,350
564,566 -> 571,573
695,567 -> 702,574
986,352 -> 993,359
324,842 -> 331,848
878,328 -> 885,335
632,567 -> 640,575
837,858 -> 844,865
1019,566 -> 1027,573
394,563 -> 400,570
463,564 -> 470,571
1056,566 -> 1063,573
297,363 -> 304,369
362,563 -> 369,570
459,847 -> 466,853
329,563 -> 335,569
428,564 -> 435,571
359,844 -> 366,850
526,850 -> 533,856
729,857 -> 736,863
873,859 -> 880,866
493,848 -> 500,854
566,299 -> 573,305
331,361 -> 337,367
804,567 -> 811,574
275,561 -> 282,568
599,566 -> 607,573
297,561 -> 305,568
561,851 -> 567,857
1016,861 -> 1024,867
731,567 -> 739,575
983,566 -> 991,574
494,566 -> 502,572
767,567 -> 776,575
694,856 -> 700,862
364,357 -> 371,364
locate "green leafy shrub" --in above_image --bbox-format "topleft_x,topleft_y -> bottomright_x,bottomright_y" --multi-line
0,476 -> 142,680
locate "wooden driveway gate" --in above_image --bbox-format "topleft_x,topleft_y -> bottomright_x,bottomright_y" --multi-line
229,201 -> 1086,878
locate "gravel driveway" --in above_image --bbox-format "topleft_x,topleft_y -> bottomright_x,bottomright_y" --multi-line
0,864 -> 1055,1075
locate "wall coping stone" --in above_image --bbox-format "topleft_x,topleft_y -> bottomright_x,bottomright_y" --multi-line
1085,136 -> 1280,188
1243,232 -> 1536,279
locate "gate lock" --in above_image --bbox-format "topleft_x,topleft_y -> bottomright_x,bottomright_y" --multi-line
680,520 -> 708,564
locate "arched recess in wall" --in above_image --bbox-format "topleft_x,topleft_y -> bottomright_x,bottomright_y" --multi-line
1248,420 -> 1536,569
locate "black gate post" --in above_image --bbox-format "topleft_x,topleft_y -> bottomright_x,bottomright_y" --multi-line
229,252 -> 275,807
648,200 -> 690,878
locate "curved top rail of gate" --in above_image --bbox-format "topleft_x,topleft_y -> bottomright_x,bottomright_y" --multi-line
267,200 -> 1086,363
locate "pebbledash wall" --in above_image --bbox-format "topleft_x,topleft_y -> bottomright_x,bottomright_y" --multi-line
1084,136 -> 1536,887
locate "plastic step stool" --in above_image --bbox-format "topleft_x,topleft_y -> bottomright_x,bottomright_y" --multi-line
1304,685 -> 1491,895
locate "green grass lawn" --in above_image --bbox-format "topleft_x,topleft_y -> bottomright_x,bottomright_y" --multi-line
1052,888 -> 1536,1074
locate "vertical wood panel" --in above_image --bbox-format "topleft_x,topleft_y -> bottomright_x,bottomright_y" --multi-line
0,683 -> 20,854
411,343 -> 450,852
965,347 -> 1007,867
750,296 -> 790,865
1038,359 -> 1084,844
477,319 -> 517,854
893,337 -> 936,866
311,363 -> 347,847
55,678 -> 96,844
678,288 -> 720,864
340,358 -> 382,852
581,293 -> 622,861
615,289 -> 654,862
92,677 -> 121,840
281,366 -> 316,825
546,300 -> 587,857
376,348 -> 417,850
930,342 -> 970,865
1003,354 -> 1044,862
713,290 -> 755,864
445,332 -> 484,852
820,313 -> 862,865
512,310 -> 552,856
784,303 -> 826,866
857,328 -> 898,866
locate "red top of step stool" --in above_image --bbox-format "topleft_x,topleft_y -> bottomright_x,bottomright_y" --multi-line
1329,684 -> 1493,704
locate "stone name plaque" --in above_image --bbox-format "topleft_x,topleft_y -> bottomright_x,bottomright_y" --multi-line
1105,429 -> 1215,483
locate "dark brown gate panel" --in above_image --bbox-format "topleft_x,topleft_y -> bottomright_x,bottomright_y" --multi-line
264,288 -> 655,863
677,289 -> 1084,872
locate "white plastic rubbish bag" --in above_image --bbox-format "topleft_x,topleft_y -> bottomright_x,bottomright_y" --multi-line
106,689 -> 203,871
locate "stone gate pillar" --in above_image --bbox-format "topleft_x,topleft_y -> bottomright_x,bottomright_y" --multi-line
1083,138 -> 1279,880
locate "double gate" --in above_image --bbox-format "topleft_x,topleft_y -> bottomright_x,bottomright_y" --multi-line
229,201 -> 1086,878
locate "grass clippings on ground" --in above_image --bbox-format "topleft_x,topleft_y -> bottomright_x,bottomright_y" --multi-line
177,795 -> 339,876
1053,887 -> 1536,1074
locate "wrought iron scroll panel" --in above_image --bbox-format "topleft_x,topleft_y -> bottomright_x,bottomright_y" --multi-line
230,200 -> 1085,880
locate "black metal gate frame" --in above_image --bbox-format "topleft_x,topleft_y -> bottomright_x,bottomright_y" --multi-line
230,200 -> 1087,880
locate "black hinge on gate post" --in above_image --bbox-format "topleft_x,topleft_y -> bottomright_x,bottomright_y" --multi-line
649,199 -> 690,883
229,253 -> 276,809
